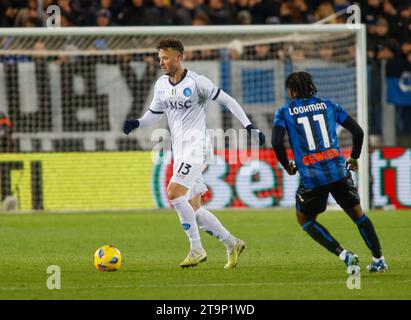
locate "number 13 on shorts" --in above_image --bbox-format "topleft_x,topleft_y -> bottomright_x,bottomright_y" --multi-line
171,161 -> 207,190
177,162 -> 192,175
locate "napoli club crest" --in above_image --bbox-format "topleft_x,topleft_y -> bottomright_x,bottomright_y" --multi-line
183,88 -> 192,97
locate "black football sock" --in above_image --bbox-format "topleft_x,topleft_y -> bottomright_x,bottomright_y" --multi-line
302,221 -> 344,256
354,214 -> 382,258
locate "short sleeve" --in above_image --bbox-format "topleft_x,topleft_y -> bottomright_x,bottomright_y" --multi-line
196,75 -> 220,100
273,107 -> 286,128
148,81 -> 165,113
334,102 -> 349,124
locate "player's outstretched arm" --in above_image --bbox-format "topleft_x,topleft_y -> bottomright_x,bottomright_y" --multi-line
215,90 -> 265,146
271,125 -> 296,175
340,115 -> 364,171
123,109 -> 164,135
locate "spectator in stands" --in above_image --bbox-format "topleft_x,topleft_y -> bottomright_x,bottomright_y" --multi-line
192,12 -> 210,25
71,0 -> 98,26
118,0 -> 152,26
175,0 -> 208,25
99,0 -> 114,14
244,44 -> 276,61
332,0 -> 350,12
236,9 -> 253,24
193,0 -> 209,16
195,0 -> 208,8
97,0 -> 125,25
147,0 -> 177,25
399,3 -> 411,20
291,48 -> 306,61
368,17 -> 400,61
206,0 -> 235,25
231,0 -> 281,24
57,0 -> 80,26
93,9 -> 113,51
401,41 -> 411,61
320,44 -> 335,60
361,0 -> 383,25
229,0 -> 251,23
199,48 -> 220,60
314,2 -> 336,23
95,8 -> 113,27
33,39 -> 46,51
232,0 -> 250,15
382,0 -> 398,20
254,44 -> 274,60
399,4 -> 411,58
252,0 -> 281,24
100,0 -> 125,23
226,0 -> 238,17
183,49 -> 196,60
393,5 -> 411,50
25,16 -> 43,27
0,1 -> 18,27
14,0 -> 47,27
32,39 -> 58,64
340,43 -> 354,61
366,15 -> 400,138
280,0 -> 312,23
381,0 -> 402,38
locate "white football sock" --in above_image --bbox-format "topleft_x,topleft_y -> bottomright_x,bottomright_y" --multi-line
195,207 -> 237,250
373,256 -> 384,262
339,249 -> 348,261
170,196 -> 204,252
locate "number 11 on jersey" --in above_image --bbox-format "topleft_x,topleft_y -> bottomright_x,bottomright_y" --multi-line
297,114 -> 330,151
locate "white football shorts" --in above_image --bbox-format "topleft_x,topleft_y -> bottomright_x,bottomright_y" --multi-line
170,160 -> 208,200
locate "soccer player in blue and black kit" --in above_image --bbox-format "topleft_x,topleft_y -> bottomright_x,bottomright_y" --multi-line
272,72 -> 388,273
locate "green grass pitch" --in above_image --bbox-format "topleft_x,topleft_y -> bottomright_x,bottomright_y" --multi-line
0,209 -> 410,300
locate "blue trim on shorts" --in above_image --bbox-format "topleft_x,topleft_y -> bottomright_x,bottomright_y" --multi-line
355,214 -> 368,225
302,221 -> 313,231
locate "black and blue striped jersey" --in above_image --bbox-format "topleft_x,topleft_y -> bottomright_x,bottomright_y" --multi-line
273,96 -> 349,189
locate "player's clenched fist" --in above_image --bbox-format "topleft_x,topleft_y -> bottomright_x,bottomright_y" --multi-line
123,119 -> 140,135
346,157 -> 358,171
284,161 -> 297,175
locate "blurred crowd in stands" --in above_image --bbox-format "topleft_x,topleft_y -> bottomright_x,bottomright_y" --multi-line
0,0 -> 411,146
1,0 -> 410,62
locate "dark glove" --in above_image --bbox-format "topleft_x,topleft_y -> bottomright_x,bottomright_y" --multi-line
346,157 -> 358,171
246,124 -> 266,146
123,119 -> 140,135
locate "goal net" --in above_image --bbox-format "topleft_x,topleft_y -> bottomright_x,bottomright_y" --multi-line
0,25 -> 368,211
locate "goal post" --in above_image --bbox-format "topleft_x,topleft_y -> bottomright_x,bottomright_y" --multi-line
355,25 -> 369,212
0,25 -> 369,211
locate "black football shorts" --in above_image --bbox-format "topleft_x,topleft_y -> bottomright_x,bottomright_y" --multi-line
296,174 -> 360,216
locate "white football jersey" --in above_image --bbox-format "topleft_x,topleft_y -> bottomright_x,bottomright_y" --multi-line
149,69 -> 219,164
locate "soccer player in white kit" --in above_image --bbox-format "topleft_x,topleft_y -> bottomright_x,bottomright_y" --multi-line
123,39 -> 265,269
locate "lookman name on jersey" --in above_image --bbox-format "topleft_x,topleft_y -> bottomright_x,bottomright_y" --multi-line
289,102 -> 327,115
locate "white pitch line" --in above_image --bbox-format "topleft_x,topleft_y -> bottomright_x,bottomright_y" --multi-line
2,278 -> 410,292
